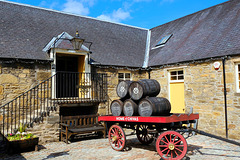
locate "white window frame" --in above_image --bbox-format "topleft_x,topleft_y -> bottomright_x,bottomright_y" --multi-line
235,63 -> 240,93
168,69 -> 184,83
118,72 -> 132,83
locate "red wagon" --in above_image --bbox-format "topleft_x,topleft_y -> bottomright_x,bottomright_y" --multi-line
98,113 -> 199,160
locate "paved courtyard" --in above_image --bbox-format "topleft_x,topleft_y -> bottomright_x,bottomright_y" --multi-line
1,134 -> 240,160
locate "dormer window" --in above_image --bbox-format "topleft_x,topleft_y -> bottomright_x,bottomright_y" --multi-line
156,34 -> 173,47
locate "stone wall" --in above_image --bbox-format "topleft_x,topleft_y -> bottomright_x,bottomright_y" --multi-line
26,109 -> 60,144
0,61 -> 51,106
94,67 -> 148,115
151,57 -> 240,139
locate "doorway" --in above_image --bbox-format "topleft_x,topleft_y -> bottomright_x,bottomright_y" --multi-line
169,70 -> 185,113
56,55 -> 79,98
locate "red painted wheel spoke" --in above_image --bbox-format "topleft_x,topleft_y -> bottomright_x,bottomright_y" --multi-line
110,133 -> 115,136
164,135 -> 170,143
165,149 -> 170,156
117,141 -> 121,147
170,134 -> 172,142
112,128 -> 116,135
119,139 -> 124,144
158,145 -> 168,147
174,139 -> 182,145
160,147 -> 169,153
160,139 -> 168,145
173,135 -> 178,142
175,145 -> 184,147
174,149 -> 179,157
171,150 -> 173,158
175,147 -> 183,153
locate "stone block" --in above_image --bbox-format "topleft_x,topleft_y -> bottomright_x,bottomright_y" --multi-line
0,85 -> 3,95
221,73 -> 234,84
0,74 -> 18,84
234,106 -> 240,109
47,115 -> 60,124
19,74 -> 26,78
37,72 -> 51,81
228,124 -> 236,129
22,69 -> 30,74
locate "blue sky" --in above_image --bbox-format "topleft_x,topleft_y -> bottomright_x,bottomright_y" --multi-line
5,0 -> 228,29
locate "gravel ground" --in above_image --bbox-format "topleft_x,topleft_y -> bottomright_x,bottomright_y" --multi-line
1,133 -> 240,160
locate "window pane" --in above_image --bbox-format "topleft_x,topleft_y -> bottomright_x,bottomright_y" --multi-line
171,76 -> 177,80
178,70 -> 183,75
178,75 -> 184,80
238,65 -> 240,71
118,73 -> 124,78
171,71 -> 177,75
125,73 -> 130,79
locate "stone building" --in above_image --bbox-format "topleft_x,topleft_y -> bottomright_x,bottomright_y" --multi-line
0,0 -> 240,142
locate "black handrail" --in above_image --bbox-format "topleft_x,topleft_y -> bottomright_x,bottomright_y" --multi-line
0,72 -> 108,136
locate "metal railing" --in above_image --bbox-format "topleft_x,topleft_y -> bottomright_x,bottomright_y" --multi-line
0,72 -> 107,136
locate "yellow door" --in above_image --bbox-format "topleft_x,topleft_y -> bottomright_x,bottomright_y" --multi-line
170,82 -> 185,113
169,70 -> 185,113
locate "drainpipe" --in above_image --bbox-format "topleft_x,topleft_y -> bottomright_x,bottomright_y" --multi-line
148,68 -> 151,79
222,57 -> 228,138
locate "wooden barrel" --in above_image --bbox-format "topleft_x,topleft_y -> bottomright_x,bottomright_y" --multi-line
110,99 -> 124,116
138,97 -> 171,116
123,99 -> 138,116
116,81 -> 132,99
129,79 -> 161,100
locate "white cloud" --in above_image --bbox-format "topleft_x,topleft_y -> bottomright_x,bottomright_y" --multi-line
62,0 -> 95,16
97,8 -> 130,23
39,1 -> 58,9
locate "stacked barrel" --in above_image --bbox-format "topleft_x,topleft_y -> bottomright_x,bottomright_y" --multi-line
110,79 -> 171,117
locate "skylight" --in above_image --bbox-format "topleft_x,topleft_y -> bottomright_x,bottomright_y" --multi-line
156,34 -> 173,46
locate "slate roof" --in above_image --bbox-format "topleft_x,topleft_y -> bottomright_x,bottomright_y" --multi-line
149,0 -> 240,67
0,1 -> 148,67
1,0 -> 240,68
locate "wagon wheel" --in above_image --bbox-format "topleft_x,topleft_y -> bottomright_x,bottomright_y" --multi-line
156,131 -> 187,160
136,124 -> 155,145
108,125 -> 126,151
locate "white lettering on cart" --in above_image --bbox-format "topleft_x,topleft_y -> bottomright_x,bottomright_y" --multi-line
115,117 -> 139,121
116,117 -> 125,121
125,117 -> 139,121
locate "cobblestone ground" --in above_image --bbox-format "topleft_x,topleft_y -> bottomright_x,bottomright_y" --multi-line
1,134 -> 240,160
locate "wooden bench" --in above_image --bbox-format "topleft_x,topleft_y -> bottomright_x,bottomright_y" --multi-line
60,114 -> 106,144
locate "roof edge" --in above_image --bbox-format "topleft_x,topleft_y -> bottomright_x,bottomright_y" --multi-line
150,0 -> 231,30
1,0 -> 149,31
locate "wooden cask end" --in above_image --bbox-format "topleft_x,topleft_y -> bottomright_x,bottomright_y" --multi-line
123,99 -> 138,116
138,97 -> 171,116
110,99 -> 124,116
116,81 -> 132,99
129,79 -> 161,100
